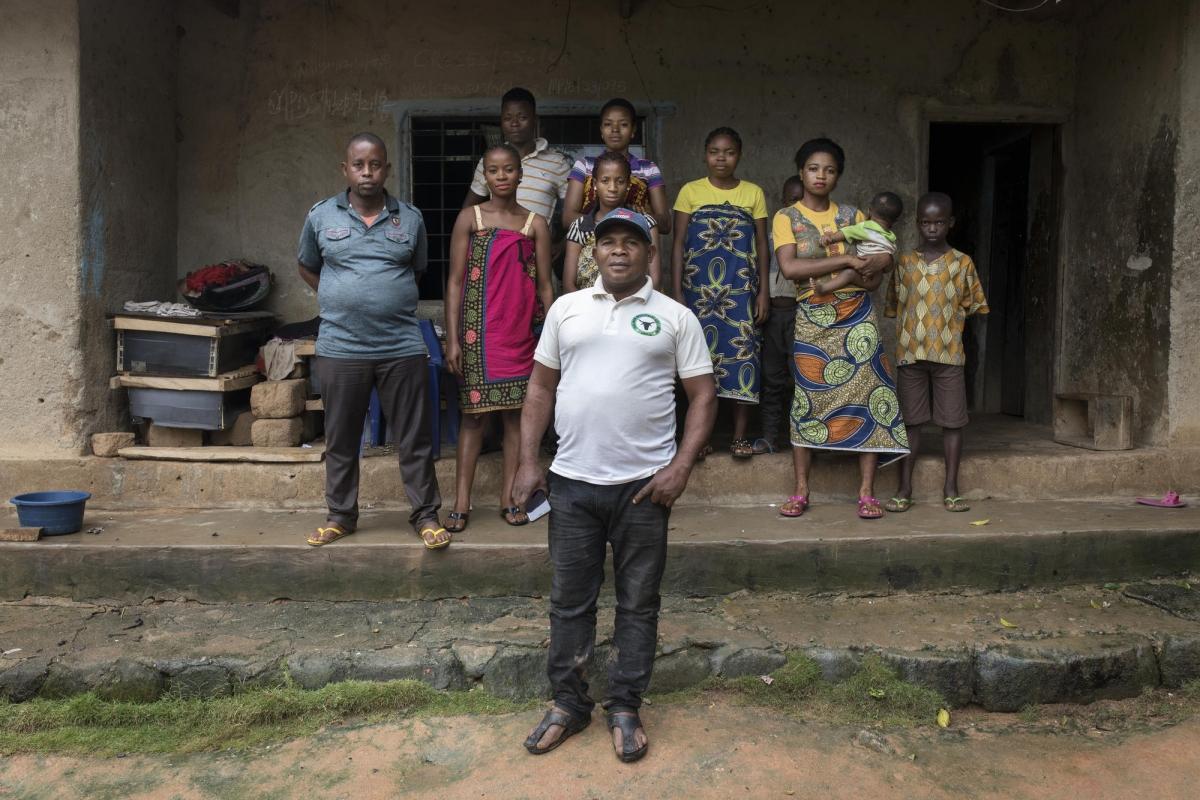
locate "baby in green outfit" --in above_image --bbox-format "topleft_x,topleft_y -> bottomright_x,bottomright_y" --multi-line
810,191 -> 903,295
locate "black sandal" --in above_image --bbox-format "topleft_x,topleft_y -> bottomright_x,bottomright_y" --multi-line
524,707 -> 590,755
446,511 -> 469,533
501,506 -> 529,526
730,438 -> 755,459
606,709 -> 648,763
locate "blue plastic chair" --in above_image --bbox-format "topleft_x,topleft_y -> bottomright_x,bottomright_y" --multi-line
362,321 -> 459,459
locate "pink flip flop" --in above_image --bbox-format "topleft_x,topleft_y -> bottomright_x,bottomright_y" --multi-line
857,496 -> 884,519
1136,491 -> 1187,508
780,495 -> 808,517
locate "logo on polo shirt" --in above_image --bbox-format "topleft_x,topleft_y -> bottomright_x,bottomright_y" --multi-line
630,313 -> 661,336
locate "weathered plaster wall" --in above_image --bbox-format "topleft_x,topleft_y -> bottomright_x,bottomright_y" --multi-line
0,1 -> 83,455
176,0 -> 1078,325
77,0 -> 179,440
1059,0 -> 1183,445
1169,1 -> 1200,445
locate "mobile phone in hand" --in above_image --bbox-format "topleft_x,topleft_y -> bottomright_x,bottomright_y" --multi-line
525,489 -> 550,522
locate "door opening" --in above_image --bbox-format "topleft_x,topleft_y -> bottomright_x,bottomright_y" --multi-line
926,122 -> 1061,424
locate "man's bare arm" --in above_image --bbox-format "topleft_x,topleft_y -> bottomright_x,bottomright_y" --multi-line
632,373 -> 717,508
511,362 -> 561,506
297,263 -> 319,291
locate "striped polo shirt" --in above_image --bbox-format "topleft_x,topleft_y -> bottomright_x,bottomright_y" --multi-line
469,138 -> 571,223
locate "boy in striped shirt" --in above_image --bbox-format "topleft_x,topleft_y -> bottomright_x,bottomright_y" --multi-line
464,87 -> 571,225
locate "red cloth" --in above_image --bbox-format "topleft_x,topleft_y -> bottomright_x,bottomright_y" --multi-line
185,263 -> 242,294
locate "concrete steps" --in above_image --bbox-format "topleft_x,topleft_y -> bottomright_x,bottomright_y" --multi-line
3,502 -> 1199,603
3,583 -> 1198,711
1,438 -> 1197,511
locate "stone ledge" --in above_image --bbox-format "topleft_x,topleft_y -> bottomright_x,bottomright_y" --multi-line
3,441 -> 1199,509
2,586 -> 1198,710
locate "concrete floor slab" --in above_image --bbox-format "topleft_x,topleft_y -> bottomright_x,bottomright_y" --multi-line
3,583 -> 1199,710
3,417 -> 1198,510
1,500 -> 1198,602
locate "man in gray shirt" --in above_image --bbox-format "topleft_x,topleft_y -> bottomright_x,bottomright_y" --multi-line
297,132 -> 447,549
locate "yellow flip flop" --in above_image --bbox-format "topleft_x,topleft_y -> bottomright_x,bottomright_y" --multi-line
308,524 -> 351,546
418,525 -> 451,550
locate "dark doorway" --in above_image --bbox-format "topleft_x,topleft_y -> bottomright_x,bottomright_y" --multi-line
927,122 -> 1061,424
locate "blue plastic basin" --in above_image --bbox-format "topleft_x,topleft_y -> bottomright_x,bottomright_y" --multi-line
9,491 -> 92,535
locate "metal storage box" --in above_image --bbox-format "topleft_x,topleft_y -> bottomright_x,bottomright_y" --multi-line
128,387 -> 251,431
113,312 -> 275,378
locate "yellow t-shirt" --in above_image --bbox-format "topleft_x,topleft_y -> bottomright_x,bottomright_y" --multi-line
770,201 -> 863,253
673,178 -> 769,219
770,201 -> 866,299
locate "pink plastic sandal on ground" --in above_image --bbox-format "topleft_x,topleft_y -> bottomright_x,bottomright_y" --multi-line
1135,491 -> 1187,508
780,495 -> 808,517
857,496 -> 884,519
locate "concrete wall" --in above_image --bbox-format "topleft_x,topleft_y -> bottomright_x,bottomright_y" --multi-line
1058,0 -> 1184,445
1169,1 -> 1200,445
0,0 -> 177,455
175,0 -> 1078,324
5,0 -> 1188,451
77,0 -> 179,440
0,1 -> 83,455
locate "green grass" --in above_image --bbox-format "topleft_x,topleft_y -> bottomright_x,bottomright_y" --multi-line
24,654 -> 1159,757
650,654 -> 946,728
0,680 -> 530,756
726,654 -> 945,727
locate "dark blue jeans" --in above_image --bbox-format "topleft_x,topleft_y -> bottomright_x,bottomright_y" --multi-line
545,471 -> 670,718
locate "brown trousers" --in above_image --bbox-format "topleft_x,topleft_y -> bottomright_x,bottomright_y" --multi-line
315,355 -> 441,531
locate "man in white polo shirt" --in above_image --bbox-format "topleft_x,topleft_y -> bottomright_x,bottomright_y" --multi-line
514,208 -> 717,763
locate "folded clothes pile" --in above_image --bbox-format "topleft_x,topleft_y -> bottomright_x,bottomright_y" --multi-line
122,300 -> 203,318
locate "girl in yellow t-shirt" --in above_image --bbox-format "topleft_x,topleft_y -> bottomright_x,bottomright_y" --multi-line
671,127 -> 770,459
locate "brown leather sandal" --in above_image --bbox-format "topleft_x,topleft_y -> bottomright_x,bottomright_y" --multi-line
607,710 -> 648,763
524,707 -> 590,755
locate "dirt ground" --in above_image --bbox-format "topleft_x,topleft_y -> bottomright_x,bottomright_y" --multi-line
2,698 -> 1199,799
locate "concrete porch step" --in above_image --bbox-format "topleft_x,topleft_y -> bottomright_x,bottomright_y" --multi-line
2,501 -> 1198,602
3,583 -> 1199,711
2,443 -> 1198,512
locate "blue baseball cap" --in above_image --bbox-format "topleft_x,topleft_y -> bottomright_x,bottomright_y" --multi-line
594,207 -> 653,242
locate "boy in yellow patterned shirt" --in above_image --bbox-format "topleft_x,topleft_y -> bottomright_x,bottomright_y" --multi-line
883,192 -> 988,513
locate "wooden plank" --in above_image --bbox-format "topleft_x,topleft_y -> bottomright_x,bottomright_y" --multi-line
120,364 -> 258,381
117,444 -> 325,463
112,315 -> 274,338
113,317 -> 225,336
0,527 -> 42,542
305,398 -> 324,411
110,368 -> 261,392
293,340 -> 316,356
112,309 -> 275,323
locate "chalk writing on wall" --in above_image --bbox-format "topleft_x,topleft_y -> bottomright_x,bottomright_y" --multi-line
267,85 -> 389,122
292,56 -> 390,81
410,49 -> 543,70
545,78 -> 629,97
